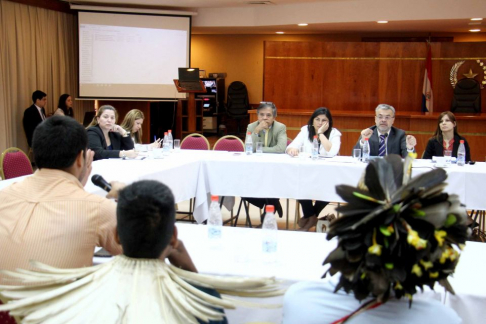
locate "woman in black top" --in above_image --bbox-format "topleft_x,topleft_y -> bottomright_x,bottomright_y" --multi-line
86,105 -> 137,161
423,111 -> 471,161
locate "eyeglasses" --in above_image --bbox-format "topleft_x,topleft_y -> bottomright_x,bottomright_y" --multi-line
376,115 -> 394,121
260,101 -> 274,105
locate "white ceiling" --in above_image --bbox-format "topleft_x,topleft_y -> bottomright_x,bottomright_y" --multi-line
69,0 -> 486,35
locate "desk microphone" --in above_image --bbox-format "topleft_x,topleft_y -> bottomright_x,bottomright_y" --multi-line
91,174 -> 112,192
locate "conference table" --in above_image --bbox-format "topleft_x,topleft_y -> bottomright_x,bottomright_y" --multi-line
81,150 -> 486,224
92,223 -> 486,324
1,150 -> 486,223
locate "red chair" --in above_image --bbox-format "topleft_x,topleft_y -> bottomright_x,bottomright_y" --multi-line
177,134 -> 210,222
0,147 -> 33,180
212,135 -> 244,152
0,299 -> 16,324
180,133 -> 210,150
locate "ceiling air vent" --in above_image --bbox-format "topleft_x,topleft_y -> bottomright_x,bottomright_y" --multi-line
246,1 -> 275,5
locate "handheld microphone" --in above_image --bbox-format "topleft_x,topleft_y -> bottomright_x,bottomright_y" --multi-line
91,174 -> 112,192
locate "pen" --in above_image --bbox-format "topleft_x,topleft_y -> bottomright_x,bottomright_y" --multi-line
154,135 -> 156,141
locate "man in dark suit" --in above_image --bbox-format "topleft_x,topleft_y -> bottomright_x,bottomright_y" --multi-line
353,104 -> 417,158
23,90 -> 47,147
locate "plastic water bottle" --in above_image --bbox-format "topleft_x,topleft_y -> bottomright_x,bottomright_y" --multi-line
167,130 -> 173,150
245,132 -> 253,155
208,195 -> 222,246
262,205 -> 278,262
312,135 -> 319,160
162,132 -> 169,156
457,140 -> 466,166
362,138 -> 370,163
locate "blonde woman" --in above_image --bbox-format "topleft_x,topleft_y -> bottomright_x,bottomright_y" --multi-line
86,105 -> 137,161
120,109 -> 161,148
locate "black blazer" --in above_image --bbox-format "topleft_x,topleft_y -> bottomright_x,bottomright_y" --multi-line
23,104 -> 45,147
87,125 -> 134,161
423,134 -> 471,161
353,126 -> 410,158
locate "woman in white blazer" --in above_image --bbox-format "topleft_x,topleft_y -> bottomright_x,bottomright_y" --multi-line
286,107 -> 341,231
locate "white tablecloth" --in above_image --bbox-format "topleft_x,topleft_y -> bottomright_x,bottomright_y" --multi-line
2,153 -> 486,222
93,223 -> 486,324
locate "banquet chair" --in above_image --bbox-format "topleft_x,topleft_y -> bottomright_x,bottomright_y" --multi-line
226,81 -> 250,137
177,134 -> 210,222
0,147 -> 33,180
212,136 -> 253,227
0,299 -> 17,324
180,133 -> 210,150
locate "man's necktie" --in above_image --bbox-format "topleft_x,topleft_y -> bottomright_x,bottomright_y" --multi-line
378,134 -> 387,156
41,108 -> 46,120
264,130 -> 269,147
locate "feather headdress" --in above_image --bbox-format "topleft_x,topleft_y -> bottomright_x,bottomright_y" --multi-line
324,154 -> 469,304
0,255 -> 284,324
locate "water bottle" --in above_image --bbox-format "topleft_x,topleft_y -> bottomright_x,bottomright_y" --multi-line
262,205 -> 278,262
312,135 -> 319,160
245,132 -> 253,155
162,132 -> 169,156
457,140 -> 466,166
167,130 -> 173,150
362,138 -> 370,163
208,195 -> 222,246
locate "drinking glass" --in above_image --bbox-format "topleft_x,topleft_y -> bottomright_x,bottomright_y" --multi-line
153,148 -> 163,159
444,150 -> 452,164
353,148 -> 361,162
174,139 -> 181,152
256,141 -> 263,155
298,145 -> 307,159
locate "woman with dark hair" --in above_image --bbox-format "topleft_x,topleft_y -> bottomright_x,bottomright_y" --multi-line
286,107 -> 341,157
286,107 -> 342,231
423,111 -> 471,161
86,105 -> 137,160
54,94 -> 74,117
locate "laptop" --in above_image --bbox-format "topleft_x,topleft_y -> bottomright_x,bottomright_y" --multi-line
178,67 -> 203,90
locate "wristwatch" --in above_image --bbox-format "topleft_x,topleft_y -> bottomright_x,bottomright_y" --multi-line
120,150 -> 126,159
123,131 -> 130,138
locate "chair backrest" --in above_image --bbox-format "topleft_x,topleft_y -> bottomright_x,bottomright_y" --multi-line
287,137 -> 293,146
180,133 -> 210,150
226,81 -> 250,116
0,147 -> 33,180
451,78 -> 481,113
0,299 -> 17,324
213,135 -> 245,152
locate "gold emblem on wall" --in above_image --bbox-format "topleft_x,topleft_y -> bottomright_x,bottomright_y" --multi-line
450,60 -> 486,89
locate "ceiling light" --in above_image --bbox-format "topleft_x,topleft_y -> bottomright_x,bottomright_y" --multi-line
276,31 -> 284,34
471,18 -> 483,21
298,23 -> 308,26
377,21 -> 388,24
469,29 -> 481,32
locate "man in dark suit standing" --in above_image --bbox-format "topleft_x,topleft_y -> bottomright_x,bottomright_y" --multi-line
353,104 -> 417,158
23,90 -> 47,147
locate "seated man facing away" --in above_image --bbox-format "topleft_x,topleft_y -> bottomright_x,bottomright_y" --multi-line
283,154 -> 466,324
0,116 -> 122,284
244,101 -> 288,219
353,104 -> 417,158
0,180 -> 282,323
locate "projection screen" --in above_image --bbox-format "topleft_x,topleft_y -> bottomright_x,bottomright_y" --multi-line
78,11 -> 191,99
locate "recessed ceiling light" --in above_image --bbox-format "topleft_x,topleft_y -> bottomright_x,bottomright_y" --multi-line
297,23 -> 308,27
469,29 -> 481,32
471,18 -> 483,21
276,31 -> 284,34
377,21 -> 388,24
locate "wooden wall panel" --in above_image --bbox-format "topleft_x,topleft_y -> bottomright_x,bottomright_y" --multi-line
264,41 -> 486,114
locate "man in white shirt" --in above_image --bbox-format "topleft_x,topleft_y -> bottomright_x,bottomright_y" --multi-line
353,104 -> 416,158
23,90 -> 47,147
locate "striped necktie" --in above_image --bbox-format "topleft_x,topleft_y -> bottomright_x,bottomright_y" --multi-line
378,134 -> 387,156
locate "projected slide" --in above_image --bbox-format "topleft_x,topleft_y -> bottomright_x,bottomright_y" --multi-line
78,12 -> 191,99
